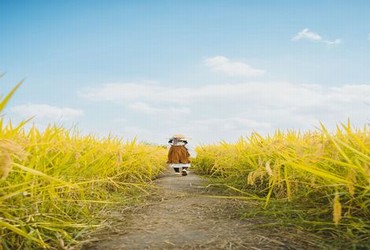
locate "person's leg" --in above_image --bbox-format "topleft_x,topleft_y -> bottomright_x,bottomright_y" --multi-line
181,167 -> 188,176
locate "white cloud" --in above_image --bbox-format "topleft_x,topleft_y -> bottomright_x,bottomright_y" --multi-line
11,104 -> 83,121
129,102 -> 191,116
323,39 -> 341,45
191,117 -> 271,131
80,83 -> 165,103
80,81 -> 370,144
204,56 -> 265,77
81,82 -> 370,109
81,82 -> 284,104
292,28 -> 322,41
122,126 -> 152,139
184,117 -> 273,144
292,28 -> 341,45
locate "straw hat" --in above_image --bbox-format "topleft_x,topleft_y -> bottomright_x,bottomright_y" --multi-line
172,134 -> 187,139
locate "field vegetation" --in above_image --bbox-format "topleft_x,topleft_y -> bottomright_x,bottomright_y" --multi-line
0,81 -> 167,249
3,79 -> 370,249
193,122 -> 370,248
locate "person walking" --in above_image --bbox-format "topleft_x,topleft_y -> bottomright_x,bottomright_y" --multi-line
167,134 -> 191,176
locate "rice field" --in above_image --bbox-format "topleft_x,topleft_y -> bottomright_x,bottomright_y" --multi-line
2,80 -> 370,248
0,82 -> 168,249
193,122 -> 370,247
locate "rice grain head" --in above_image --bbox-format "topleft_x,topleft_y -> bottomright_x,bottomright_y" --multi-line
333,192 -> 342,226
0,139 -> 27,180
0,139 -> 27,159
346,167 -> 358,196
247,172 -> 255,185
0,152 -> 12,180
265,160 -> 273,176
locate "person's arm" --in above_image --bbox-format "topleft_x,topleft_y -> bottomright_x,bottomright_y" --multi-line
184,146 -> 190,158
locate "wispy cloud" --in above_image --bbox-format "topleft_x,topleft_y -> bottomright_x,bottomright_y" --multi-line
81,82 -> 370,108
292,28 -> 341,45
80,81 -> 370,127
80,83 -> 165,103
80,81 -> 370,144
204,56 -> 265,77
191,117 -> 271,131
11,104 -> 83,120
129,102 -> 191,116
292,28 -> 322,41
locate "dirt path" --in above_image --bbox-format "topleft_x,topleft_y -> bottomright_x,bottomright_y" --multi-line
82,169 -> 316,250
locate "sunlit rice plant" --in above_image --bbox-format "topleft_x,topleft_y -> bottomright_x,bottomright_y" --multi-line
0,80 -> 167,249
193,122 -> 370,247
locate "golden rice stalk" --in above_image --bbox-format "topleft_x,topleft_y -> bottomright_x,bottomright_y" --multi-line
247,166 -> 266,185
347,169 -> 356,196
0,139 -> 26,180
333,192 -> 342,226
247,172 -> 255,185
258,157 -> 263,167
0,151 -> 11,180
265,160 -> 273,176
0,139 -> 27,158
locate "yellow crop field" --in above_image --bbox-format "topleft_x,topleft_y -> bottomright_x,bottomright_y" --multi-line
0,82 -> 168,249
193,124 -> 370,247
3,80 -> 370,248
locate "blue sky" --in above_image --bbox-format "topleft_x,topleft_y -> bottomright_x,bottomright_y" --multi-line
1,0 -> 370,145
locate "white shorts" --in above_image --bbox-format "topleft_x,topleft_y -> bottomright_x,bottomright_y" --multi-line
168,163 -> 191,168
